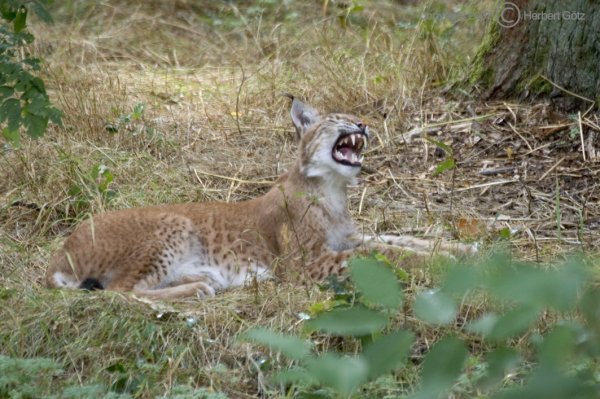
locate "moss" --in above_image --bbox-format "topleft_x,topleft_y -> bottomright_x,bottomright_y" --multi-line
467,14 -> 501,88
520,75 -> 553,97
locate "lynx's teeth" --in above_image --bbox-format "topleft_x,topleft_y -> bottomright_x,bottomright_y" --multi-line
359,155 -> 364,163
352,153 -> 358,163
351,135 -> 356,146
336,150 -> 344,159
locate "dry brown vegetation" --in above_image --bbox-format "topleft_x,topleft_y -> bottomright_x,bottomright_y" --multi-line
1,0 -> 599,397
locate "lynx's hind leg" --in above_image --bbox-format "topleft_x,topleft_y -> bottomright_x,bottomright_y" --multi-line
134,277 -> 217,300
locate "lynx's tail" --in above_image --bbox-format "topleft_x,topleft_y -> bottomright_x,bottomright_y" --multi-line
46,250 -> 104,291
79,277 -> 104,290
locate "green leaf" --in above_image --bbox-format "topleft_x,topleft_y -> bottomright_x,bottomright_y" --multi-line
30,77 -> 46,94
442,265 -> 482,296
485,257 -> 586,312
432,157 -> 456,177
240,328 -> 312,360
349,257 -> 403,309
0,98 -> 22,132
305,306 -> 388,336
13,7 -> 27,33
270,367 -> 317,386
411,337 -> 468,399
425,137 -> 453,154
305,354 -> 368,396
487,306 -> 540,341
24,113 -> 47,138
479,347 -> 520,390
30,1 -> 54,24
362,331 -> 413,380
131,103 -> 145,120
26,95 -> 50,117
0,86 -> 14,99
494,365 -> 594,399
467,313 -> 499,336
537,325 -> 576,367
1,8 -> 17,22
414,289 -> 457,325
580,287 -> 600,330
2,127 -> 20,147
105,362 -> 127,373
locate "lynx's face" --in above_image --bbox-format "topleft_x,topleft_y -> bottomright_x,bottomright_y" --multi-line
290,99 -> 369,182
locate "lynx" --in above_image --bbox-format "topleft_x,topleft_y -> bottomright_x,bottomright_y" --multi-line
46,98 -> 475,299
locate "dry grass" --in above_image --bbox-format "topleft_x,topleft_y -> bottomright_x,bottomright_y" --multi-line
1,0 -> 599,397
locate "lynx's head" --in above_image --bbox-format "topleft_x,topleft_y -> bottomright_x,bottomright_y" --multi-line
290,98 -> 369,184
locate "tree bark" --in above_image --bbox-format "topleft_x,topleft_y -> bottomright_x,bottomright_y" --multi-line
470,0 -> 599,112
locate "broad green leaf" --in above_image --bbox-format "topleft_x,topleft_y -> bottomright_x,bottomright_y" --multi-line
411,337 -> 468,399
240,328 -> 312,360
13,7 -> 27,33
493,365 -> 595,399
30,77 -> 46,93
442,265 -> 482,296
2,127 -> 20,147
26,95 -> 50,117
414,289 -> 457,325
467,313 -> 499,336
24,113 -> 47,138
306,354 -> 368,396
0,98 -> 21,131
48,107 -> 62,125
349,257 -> 403,309
305,306 -> 388,336
537,325 -> 576,367
97,166 -> 113,193
0,86 -> 14,99
362,331 -> 413,379
479,347 -> 520,390
270,367 -> 317,386
432,157 -> 456,176
485,258 -> 586,312
487,306 -> 539,341
0,8 -> 17,21
580,287 -> 600,330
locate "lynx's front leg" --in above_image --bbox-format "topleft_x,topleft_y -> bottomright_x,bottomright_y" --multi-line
362,235 -> 478,258
306,243 -> 423,281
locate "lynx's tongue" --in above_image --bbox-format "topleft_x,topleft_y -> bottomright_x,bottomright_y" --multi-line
332,133 -> 366,166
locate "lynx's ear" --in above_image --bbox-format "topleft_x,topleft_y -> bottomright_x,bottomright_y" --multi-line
290,98 -> 320,139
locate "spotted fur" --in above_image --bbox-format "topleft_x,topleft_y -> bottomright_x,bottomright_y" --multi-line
45,99 -> 475,300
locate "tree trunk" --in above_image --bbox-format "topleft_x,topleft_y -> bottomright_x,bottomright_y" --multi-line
470,0 -> 599,112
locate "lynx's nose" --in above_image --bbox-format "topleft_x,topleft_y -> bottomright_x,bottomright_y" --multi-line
356,121 -> 368,137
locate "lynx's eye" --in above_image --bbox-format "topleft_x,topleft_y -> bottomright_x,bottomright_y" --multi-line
332,131 -> 367,167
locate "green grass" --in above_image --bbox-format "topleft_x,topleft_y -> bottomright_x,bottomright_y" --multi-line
2,0 -> 599,397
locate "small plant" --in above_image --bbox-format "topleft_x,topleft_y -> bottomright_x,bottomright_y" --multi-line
241,253 -> 600,398
0,0 -> 62,147
65,161 -> 118,213
242,256 -> 414,397
105,102 -> 166,147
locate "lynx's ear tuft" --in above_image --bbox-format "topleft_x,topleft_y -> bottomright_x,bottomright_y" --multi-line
290,97 -> 320,139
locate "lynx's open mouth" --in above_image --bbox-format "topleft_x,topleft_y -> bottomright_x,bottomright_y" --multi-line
332,132 -> 367,167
